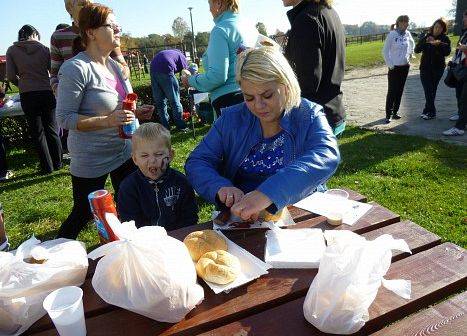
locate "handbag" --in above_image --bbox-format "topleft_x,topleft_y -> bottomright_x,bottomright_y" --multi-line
452,62 -> 467,82
444,65 -> 457,88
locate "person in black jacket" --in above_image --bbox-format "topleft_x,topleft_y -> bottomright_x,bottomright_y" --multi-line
415,18 -> 451,120
117,123 -> 198,229
283,0 -> 346,135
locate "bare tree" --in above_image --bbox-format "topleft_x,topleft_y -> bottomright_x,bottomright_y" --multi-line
172,17 -> 190,44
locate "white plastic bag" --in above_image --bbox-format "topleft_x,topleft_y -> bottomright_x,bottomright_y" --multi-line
303,230 -> 412,335
88,215 -> 204,323
0,236 -> 88,336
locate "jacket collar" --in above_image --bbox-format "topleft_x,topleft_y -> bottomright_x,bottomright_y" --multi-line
214,10 -> 236,24
287,1 -> 316,25
137,167 -> 172,186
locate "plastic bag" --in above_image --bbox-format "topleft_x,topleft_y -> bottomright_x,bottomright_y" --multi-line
88,214 -> 204,323
303,230 -> 412,335
0,236 -> 88,336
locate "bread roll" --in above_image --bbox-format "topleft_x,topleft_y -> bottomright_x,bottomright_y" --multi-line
196,250 -> 241,284
260,208 -> 284,222
183,230 -> 228,261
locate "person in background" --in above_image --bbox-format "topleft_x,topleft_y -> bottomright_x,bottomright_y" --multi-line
150,49 -> 188,132
55,3 -> 153,239
6,25 -> 62,175
443,10 -> 467,136
185,46 -> 339,220
415,18 -> 451,120
142,54 -> 149,74
117,122 -> 198,229
0,84 -> 14,182
382,15 -> 415,123
182,0 -> 246,117
50,0 -> 129,95
282,0 -> 346,136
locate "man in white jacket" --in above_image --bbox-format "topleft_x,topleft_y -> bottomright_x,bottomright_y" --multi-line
382,15 -> 415,123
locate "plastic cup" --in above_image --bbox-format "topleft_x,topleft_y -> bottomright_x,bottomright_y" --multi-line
43,286 -> 86,336
325,189 -> 349,199
326,211 -> 343,226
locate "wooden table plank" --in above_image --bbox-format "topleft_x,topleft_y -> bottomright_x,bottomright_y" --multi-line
198,243 -> 467,336
372,291 -> 467,336
361,220 -> 441,262
26,202 -> 400,335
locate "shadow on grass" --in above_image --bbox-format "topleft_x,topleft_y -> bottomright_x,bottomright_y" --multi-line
0,172 -> 69,193
336,126 -> 467,174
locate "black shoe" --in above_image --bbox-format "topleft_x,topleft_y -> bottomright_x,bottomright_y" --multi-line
421,114 -> 435,120
385,117 -> 391,124
392,114 -> 402,120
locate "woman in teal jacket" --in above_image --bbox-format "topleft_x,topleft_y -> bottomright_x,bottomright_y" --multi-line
185,46 -> 339,220
182,0 -> 246,116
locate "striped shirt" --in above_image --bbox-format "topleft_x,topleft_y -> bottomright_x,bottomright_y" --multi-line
50,24 -> 126,88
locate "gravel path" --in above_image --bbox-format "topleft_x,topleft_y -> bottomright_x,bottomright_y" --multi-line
342,65 -> 465,146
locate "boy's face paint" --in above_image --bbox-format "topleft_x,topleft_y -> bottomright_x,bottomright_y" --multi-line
132,139 -> 174,180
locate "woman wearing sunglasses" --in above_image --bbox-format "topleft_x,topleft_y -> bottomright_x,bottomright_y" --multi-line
55,3 -> 153,239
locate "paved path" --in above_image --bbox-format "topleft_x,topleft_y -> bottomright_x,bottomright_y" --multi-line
342,65 -> 465,146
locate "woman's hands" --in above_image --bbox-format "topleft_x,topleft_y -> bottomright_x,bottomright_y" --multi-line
231,190 -> 273,221
217,187 -> 244,208
457,43 -> 467,52
135,104 -> 155,120
181,69 -> 191,88
106,108 -> 135,127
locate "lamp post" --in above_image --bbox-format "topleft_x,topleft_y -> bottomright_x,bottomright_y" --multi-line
188,7 -> 197,63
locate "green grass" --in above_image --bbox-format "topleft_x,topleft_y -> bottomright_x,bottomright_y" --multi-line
346,40 -> 386,69
1,126 -> 465,251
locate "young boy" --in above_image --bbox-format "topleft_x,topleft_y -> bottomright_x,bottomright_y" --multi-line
117,123 -> 198,229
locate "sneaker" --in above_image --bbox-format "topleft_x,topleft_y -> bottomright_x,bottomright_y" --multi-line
385,117 -> 391,124
0,238 -> 9,252
420,113 -> 427,118
449,114 -> 459,121
0,171 -> 14,182
421,114 -> 435,120
392,114 -> 402,120
442,127 -> 465,136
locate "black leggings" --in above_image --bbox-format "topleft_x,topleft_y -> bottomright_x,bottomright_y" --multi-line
211,91 -> 244,117
56,158 -> 137,239
385,65 -> 410,118
20,91 -> 62,173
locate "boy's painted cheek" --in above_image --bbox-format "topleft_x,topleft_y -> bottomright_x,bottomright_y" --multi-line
159,156 -> 169,172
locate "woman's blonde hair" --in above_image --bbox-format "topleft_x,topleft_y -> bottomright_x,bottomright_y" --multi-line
219,0 -> 240,13
236,46 -> 301,112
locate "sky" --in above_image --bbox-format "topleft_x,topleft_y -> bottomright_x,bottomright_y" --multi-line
0,0 -> 455,55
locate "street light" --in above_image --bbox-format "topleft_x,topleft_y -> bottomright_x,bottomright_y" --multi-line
188,7 -> 197,63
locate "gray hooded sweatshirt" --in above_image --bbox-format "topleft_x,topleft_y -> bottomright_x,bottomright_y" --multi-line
6,40 -> 52,93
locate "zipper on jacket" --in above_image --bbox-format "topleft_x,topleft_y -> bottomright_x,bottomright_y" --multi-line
154,185 -> 161,227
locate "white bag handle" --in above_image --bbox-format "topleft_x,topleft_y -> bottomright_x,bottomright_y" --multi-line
382,278 -> 411,299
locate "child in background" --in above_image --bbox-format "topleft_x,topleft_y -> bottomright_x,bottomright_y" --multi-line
117,122 -> 198,229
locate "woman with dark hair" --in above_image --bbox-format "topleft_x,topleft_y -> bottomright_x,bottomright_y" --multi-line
382,15 -> 415,123
6,24 -> 62,174
415,18 -> 451,120
282,0 -> 346,136
55,3 -> 153,239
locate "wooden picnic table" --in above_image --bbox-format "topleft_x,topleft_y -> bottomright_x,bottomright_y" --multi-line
25,189 -> 467,335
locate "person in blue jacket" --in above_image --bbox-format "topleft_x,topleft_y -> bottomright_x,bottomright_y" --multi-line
182,0 -> 247,117
185,46 -> 340,220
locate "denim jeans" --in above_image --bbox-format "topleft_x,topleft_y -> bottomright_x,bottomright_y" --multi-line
151,72 -> 186,130
420,67 -> 445,117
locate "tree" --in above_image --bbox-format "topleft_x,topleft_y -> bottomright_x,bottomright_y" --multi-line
195,32 -> 210,47
172,17 -> 190,43
256,22 -> 268,36
408,22 -> 418,31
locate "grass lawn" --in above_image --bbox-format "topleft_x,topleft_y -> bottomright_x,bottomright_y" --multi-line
1,125 -> 465,251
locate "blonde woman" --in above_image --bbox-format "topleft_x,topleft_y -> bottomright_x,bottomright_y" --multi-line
382,15 -> 415,123
185,46 -> 340,220
182,0 -> 247,116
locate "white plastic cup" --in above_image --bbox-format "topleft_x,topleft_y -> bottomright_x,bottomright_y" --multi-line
43,286 -> 86,336
325,189 -> 349,199
326,211 -> 344,226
